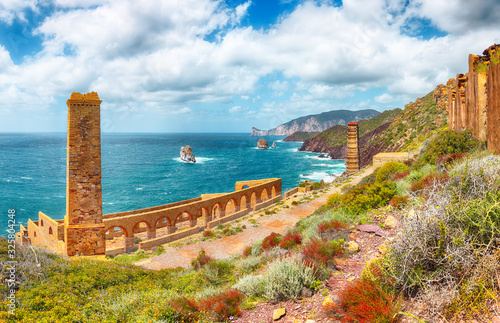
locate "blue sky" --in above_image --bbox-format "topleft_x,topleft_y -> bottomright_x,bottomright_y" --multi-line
0,0 -> 499,133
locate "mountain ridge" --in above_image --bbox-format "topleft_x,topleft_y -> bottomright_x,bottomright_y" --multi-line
251,109 -> 380,136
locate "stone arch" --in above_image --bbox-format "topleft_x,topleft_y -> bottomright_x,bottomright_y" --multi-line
174,211 -> 193,225
212,203 -> 222,218
132,221 -> 151,234
225,198 -> 238,215
243,185 -> 249,189
250,191 -> 257,208
155,216 -> 172,229
261,188 -> 269,201
240,194 -> 249,210
196,207 -> 209,219
271,185 -> 277,197
105,225 -> 129,238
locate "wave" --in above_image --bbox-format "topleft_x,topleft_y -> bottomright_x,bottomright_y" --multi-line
21,176 -> 33,180
304,154 -> 330,160
300,171 -> 341,183
136,187 -> 144,191
173,157 -> 214,164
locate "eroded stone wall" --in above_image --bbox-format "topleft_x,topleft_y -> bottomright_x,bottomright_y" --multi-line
65,92 -> 105,256
346,122 -> 360,173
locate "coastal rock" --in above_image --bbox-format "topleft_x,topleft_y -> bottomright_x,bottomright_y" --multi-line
180,145 -> 196,163
272,141 -> 276,148
257,139 -> 269,149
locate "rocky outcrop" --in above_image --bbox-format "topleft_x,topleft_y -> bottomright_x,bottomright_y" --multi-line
180,145 -> 196,163
251,109 -> 380,136
257,139 -> 269,149
271,141 -> 276,148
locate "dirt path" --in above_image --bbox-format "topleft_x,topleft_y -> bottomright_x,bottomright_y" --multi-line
138,166 -> 375,270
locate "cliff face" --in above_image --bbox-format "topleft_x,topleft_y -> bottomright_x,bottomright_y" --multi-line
299,83 -> 450,167
180,145 -> 196,163
251,109 -> 380,136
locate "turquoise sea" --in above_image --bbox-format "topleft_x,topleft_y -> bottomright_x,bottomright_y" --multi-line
0,133 -> 345,235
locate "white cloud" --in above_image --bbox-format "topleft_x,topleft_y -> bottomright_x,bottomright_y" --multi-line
374,93 -> 396,104
1,0 -> 500,130
229,105 -> 248,113
0,0 -> 37,24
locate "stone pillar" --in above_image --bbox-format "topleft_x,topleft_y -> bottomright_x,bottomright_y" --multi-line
487,46 -> 500,154
346,122 -> 360,173
147,230 -> 156,240
456,74 -> 467,131
125,237 -> 135,252
467,56 -> 478,134
167,225 -> 176,234
450,89 -> 456,130
64,92 -> 105,256
477,72 -> 488,141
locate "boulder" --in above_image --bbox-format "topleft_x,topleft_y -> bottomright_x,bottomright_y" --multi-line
180,145 -> 196,163
272,141 -> 276,148
384,215 -> 398,229
322,296 -> 334,307
273,308 -> 286,320
346,241 -> 360,253
258,139 -> 269,149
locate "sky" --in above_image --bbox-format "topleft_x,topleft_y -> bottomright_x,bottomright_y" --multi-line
0,0 -> 499,133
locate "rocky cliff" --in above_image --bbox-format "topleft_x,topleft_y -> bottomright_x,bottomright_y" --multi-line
180,145 -> 196,163
283,131 -> 319,142
299,84 -> 449,167
251,109 -> 380,136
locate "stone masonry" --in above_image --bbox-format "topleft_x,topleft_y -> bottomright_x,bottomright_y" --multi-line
346,122 -> 360,173
65,92 -> 106,256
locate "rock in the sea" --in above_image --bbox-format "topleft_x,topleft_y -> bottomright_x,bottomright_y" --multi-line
257,139 -> 269,149
180,145 -> 196,163
272,141 -> 276,148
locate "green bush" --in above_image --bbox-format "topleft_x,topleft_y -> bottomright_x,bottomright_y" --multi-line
375,161 -> 409,183
330,181 -> 397,214
263,256 -> 316,302
233,274 -> 266,296
415,130 -> 484,167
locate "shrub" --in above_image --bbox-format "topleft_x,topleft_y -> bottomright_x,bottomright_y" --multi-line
436,152 -> 468,171
203,229 -> 215,238
325,277 -> 400,323
389,195 -> 408,209
242,245 -> 252,258
251,239 -> 264,256
191,249 -> 213,270
233,274 -> 266,296
301,238 -> 344,268
317,220 -> 349,242
261,232 -> 282,250
235,255 -> 267,273
169,289 -> 245,322
339,181 -> 397,214
415,130 -> 483,167
264,256 -> 316,302
326,192 -> 343,209
291,200 -> 300,206
279,232 -> 302,249
409,172 -> 449,193
376,161 -> 409,183
392,171 -> 410,181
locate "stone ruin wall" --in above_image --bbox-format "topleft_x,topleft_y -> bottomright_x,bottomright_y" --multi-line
448,44 -> 500,154
346,122 -> 360,173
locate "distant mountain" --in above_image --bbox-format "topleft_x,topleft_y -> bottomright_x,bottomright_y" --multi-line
251,109 -> 380,136
298,83 -> 450,167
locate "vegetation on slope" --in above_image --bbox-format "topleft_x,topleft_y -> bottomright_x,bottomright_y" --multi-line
283,131 -> 319,142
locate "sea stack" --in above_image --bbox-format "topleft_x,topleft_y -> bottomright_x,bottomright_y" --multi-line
271,141 -> 276,148
180,145 -> 196,163
257,139 -> 269,149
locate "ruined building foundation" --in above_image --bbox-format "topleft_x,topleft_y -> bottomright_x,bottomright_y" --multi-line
346,122 -> 360,173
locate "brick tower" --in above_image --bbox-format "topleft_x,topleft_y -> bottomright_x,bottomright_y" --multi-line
65,92 -> 105,256
346,122 -> 360,173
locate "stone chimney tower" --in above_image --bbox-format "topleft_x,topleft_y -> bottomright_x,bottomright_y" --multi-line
65,92 -> 105,256
346,122 -> 360,173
